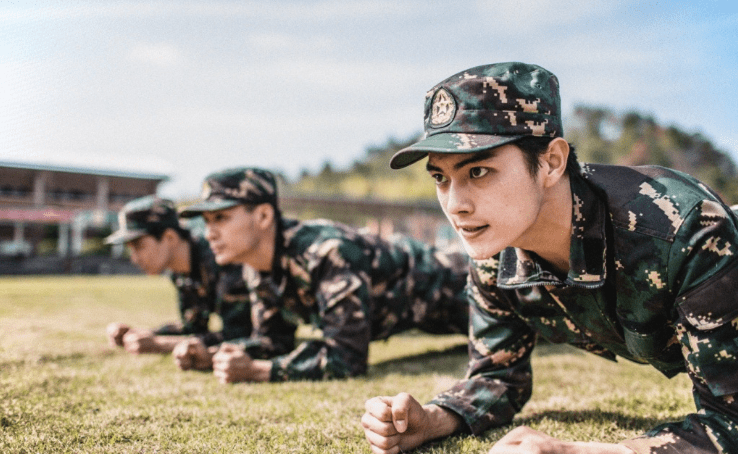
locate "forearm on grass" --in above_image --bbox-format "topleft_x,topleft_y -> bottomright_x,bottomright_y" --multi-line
151,335 -> 187,353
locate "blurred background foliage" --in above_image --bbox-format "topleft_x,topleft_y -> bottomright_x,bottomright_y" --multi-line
283,105 -> 738,205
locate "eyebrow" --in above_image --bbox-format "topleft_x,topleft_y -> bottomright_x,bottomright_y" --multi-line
426,149 -> 497,173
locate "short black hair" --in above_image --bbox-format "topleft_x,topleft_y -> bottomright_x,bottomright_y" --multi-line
514,136 -> 579,177
147,225 -> 190,241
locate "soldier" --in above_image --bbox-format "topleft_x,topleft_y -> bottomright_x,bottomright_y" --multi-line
104,195 -> 251,356
361,62 -> 738,453
176,167 -> 470,383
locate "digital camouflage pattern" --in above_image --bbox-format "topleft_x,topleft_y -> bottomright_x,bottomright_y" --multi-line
390,62 -> 562,169
429,163 -> 738,453
154,235 -> 252,347
179,167 -> 278,218
225,217 -> 470,381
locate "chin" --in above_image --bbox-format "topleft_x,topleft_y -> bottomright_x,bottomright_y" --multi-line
214,254 -> 234,265
465,249 -> 493,261
462,240 -> 504,261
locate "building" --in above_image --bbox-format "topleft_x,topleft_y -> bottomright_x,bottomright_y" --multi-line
0,160 -> 168,259
1,158 -> 460,273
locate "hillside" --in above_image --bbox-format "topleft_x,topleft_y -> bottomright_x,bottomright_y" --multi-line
285,106 -> 738,205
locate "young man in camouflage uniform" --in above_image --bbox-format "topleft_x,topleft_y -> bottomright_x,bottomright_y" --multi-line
104,195 -> 251,356
176,168 -> 470,383
361,62 -> 738,454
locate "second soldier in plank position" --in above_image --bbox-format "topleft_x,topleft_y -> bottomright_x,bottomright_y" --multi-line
176,167 -> 470,383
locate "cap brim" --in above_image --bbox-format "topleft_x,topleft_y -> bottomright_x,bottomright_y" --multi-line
104,229 -> 148,245
390,133 -> 526,169
178,199 -> 241,218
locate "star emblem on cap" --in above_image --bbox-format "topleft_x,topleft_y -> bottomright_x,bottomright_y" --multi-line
430,88 -> 456,127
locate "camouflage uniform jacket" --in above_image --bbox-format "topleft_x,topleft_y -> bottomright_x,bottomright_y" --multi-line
430,163 -> 738,453
155,235 -> 251,346
232,217 -> 469,381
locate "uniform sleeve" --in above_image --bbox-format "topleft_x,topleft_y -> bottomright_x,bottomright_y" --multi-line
622,200 -> 738,454
227,273 -> 297,359
268,242 -> 373,381
428,267 -> 536,435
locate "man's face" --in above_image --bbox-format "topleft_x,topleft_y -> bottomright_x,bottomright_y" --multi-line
126,234 -> 171,275
202,205 -> 263,266
427,144 -> 546,260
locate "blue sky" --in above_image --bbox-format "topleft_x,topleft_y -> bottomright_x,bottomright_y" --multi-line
2,1 -> 737,199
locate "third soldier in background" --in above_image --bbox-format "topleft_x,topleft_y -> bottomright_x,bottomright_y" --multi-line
176,167 -> 470,383
104,195 -> 252,360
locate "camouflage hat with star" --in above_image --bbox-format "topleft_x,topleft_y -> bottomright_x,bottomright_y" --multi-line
179,167 -> 278,218
104,195 -> 180,244
390,62 -> 563,169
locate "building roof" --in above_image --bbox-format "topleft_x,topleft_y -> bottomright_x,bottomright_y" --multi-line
0,151 -> 171,181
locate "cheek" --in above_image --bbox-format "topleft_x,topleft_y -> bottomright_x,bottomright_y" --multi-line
219,224 -> 239,246
140,248 -> 154,263
148,249 -> 164,269
436,188 -> 449,213
220,222 -> 249,254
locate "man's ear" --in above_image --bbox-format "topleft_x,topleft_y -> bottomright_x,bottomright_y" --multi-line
541,137 -> 570,188
253,204 -> 275,230
162,228 -> 179,244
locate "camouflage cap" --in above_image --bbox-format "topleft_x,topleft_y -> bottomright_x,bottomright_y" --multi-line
179,167 -> 278,218
390,62 -> 563,169
104,195 -> 180,244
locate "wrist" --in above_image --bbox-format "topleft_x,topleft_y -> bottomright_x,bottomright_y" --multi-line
568,442 -> 635,454
152,335 -> 183,353
421,404 -> 464,441
249,359 -> 272,382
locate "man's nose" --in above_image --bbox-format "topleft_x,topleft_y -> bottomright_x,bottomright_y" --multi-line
205,224 -> 217,242
445,181 -> 473,215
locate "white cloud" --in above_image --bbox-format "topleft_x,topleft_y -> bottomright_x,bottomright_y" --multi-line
126,42 -> 183,67
474,0 -> 627,30
244,32 -> 336,54
0,1 -> 417,22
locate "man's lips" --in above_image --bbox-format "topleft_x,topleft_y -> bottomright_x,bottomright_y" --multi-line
456,224 -> 489,237
209,244 -> 226,254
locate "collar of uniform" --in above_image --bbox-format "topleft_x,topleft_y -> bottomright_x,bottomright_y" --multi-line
496,172 -> 607,289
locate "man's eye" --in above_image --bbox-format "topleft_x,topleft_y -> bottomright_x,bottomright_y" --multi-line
430,173 -> 447,184
470,167 -> 489,179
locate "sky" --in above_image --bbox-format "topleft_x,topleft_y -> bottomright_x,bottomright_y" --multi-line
2,0 -> 737,199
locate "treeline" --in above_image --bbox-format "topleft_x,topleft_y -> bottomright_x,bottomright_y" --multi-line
285,106 -> 738,204
568,106 -> 738,203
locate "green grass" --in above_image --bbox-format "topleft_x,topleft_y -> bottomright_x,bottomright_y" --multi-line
0,276 -> 694,453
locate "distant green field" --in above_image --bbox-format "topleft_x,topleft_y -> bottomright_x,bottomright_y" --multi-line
0,276 -> 694,453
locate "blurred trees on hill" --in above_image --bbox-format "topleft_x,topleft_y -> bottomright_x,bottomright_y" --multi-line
285,106 -> 738,204
569,106 -> 738,203
286,134 -> 438,201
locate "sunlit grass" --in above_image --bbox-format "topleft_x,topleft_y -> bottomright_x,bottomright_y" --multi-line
0,276 -> 693,453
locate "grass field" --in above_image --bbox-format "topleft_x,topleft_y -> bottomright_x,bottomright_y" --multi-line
0,276 -> 695,453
